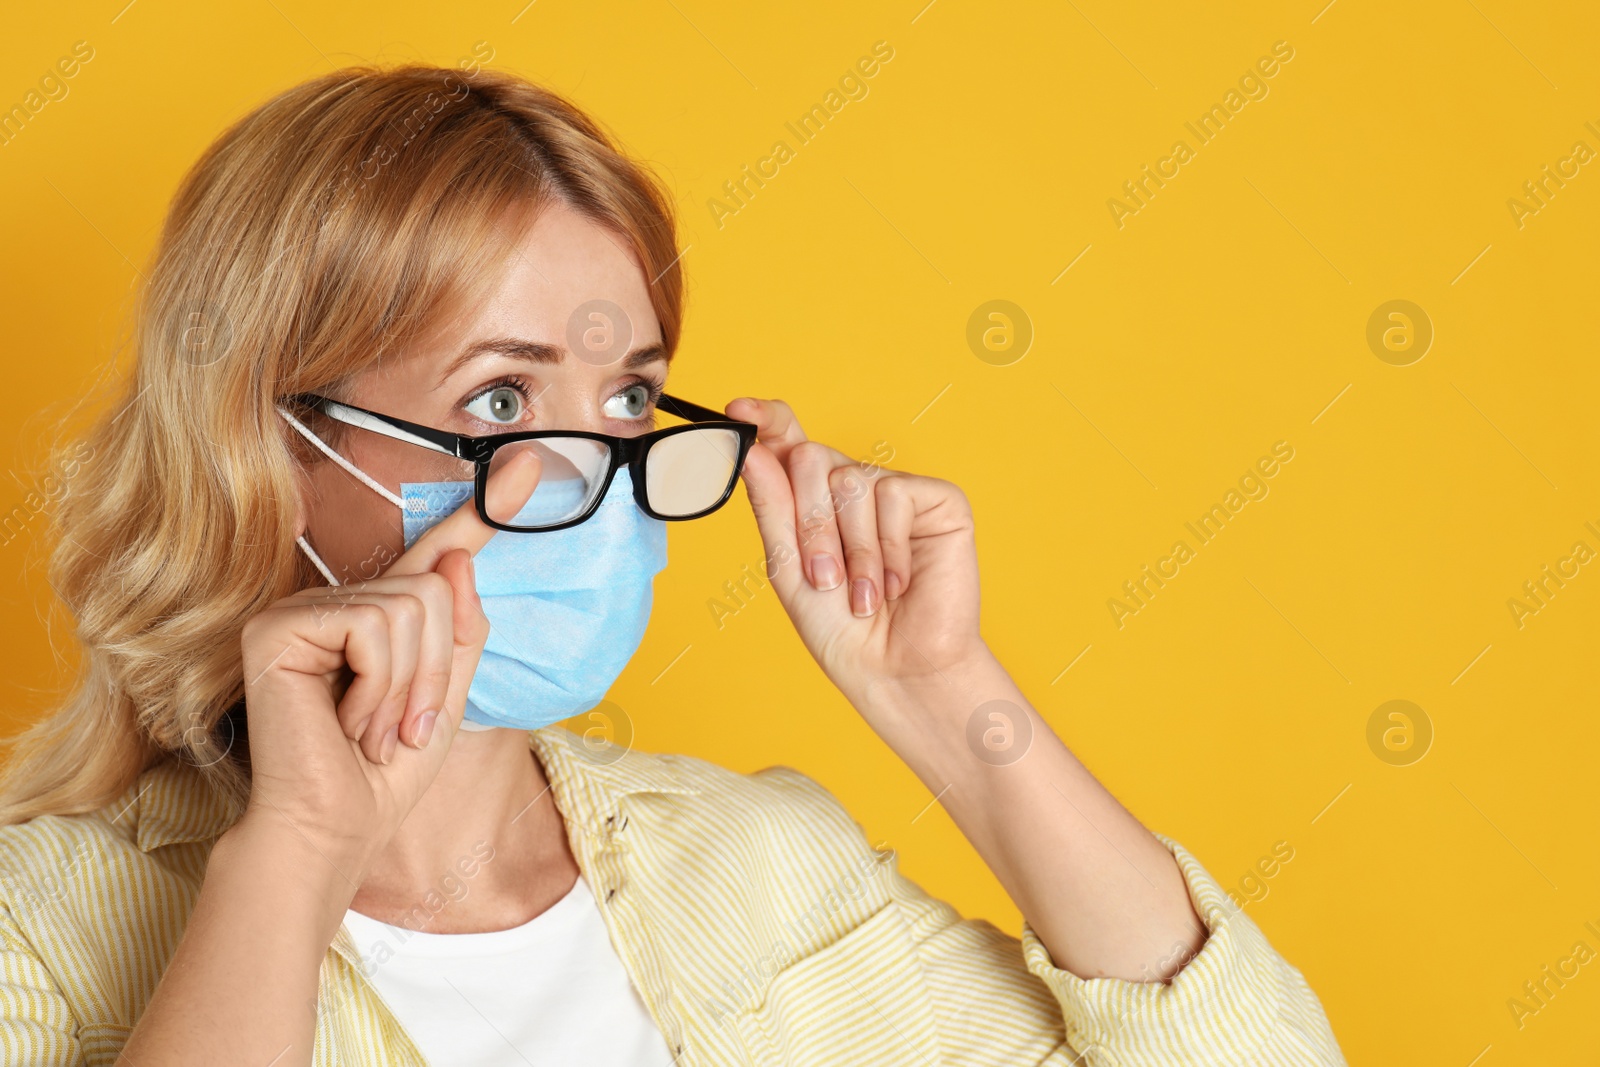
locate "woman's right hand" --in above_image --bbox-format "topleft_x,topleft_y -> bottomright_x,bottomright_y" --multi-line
232,450 -> 541,881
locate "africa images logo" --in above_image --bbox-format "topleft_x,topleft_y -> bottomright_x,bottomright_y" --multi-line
1106,40 -> 1296,229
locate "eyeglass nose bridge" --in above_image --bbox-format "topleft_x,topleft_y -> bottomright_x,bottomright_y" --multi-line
623,436 -> 656,513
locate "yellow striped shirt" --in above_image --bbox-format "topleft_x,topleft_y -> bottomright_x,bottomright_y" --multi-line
0,727 -> 1345,1065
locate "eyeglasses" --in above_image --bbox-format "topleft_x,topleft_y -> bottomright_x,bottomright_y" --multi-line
282,392 -> 758,532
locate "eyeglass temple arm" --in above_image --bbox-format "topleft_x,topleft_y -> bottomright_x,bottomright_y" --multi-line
283,394 -> 465,457
658,393 -> 750,424
286,391 -> 749,446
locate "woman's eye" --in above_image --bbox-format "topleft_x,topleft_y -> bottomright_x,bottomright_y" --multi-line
604,382 -> 654,420
464,386 -> 525,425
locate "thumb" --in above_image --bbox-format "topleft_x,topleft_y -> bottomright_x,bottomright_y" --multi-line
739,441 -> 804,600
384,449 -> 542,578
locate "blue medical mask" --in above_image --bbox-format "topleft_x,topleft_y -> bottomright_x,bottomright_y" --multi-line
280,409 -> 668,732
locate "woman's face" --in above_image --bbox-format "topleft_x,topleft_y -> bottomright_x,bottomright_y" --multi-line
299,201 -> 668,581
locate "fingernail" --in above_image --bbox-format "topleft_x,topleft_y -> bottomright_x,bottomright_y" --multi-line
380,724 -> 399,765
811,553 -> 841,591
413,710 -> 438,747
851,577 -> 877,617
353,714 -> 373,741
884,570 -> 903,600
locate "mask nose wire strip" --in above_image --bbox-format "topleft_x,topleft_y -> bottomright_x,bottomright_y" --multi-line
276,405 -> 408,509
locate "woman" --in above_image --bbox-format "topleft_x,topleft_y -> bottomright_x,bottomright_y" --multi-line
0,64 -> 1344,1066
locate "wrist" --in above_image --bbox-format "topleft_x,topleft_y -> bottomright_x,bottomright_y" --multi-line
854,642 -> 1005,724
217,812 -> 367,925
850,643 -> 1022,783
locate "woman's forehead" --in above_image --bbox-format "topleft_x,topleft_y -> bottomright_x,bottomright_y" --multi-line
364,204 -> 666,393
470,203 -> 662,349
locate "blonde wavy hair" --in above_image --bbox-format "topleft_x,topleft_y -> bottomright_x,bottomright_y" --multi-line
0,62 -> 685,827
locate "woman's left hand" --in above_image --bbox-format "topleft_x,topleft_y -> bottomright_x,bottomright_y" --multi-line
727,397 -> 1214,985
727,397 -> 987,711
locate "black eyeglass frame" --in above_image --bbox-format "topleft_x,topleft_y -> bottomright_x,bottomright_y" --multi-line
282,392 -> 759,533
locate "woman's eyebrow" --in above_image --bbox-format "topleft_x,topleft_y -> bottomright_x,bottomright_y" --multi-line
436,337 -> 668,387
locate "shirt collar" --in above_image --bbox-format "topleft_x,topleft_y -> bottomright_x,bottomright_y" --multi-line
128,757 -> 237,853
126,723 -> 701,853
526,725 -> 701,831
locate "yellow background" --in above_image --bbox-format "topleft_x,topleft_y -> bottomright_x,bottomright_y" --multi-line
3,1 -> 1598,1061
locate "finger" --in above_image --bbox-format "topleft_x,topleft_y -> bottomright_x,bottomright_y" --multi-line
330,602 -> 393,760
788,441 -> 846,592
725,397 -> 808,468
430,547 -> 489,738
363,555 -> 482,791
243,600 -> 413,763
301,569 -> 457,737
299,590 -> 422,746
737,442 -> 805,601
399,571 -> 457,746
370,593 -> 426,761
384,448 -> 542,578
828,464 -> 884,616
335,595 -> 421,764
874,475 -> 914,600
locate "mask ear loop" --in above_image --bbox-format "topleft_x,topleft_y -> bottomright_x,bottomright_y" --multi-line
277,405 -> 407,509
278,404 -> 410,588
295,534 -> 342,587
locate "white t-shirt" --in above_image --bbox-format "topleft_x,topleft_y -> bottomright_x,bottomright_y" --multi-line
340,872 -> 677,1067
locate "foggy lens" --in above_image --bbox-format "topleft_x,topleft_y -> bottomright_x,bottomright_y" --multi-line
644,428 -> 740,517
486,437 -> 610,527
